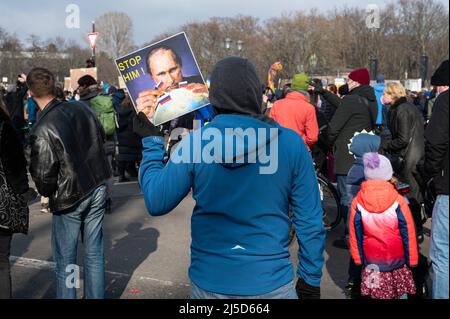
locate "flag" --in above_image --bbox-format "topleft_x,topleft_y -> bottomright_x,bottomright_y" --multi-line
155,81 -> 163,89
178,81 -> 188,88
158,94 -> 172,105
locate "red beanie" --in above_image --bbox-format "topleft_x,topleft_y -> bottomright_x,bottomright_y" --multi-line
349,68 -> 370,85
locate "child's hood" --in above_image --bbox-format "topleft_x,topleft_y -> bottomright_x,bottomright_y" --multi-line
356,180 -> 400,213
350,133 -> 381,158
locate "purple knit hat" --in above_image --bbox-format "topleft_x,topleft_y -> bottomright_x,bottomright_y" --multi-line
363,152 -> 393,181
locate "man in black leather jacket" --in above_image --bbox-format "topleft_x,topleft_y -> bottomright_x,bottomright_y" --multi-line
26,68 -> 111,299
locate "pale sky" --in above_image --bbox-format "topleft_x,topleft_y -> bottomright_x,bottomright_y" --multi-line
1,0 -> 449,48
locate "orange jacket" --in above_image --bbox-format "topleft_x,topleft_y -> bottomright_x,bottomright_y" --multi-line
349,180 -> 418,272
269,92 -> 319,150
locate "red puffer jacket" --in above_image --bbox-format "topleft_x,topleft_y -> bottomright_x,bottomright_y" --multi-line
269,92 -> 318,151
349,180 -> 418,272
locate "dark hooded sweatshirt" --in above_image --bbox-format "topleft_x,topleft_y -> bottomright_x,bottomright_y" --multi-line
327,85 -> 378,175
138,57 -> 325,296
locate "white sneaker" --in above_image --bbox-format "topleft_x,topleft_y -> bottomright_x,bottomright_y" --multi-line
40,206 -> 50,214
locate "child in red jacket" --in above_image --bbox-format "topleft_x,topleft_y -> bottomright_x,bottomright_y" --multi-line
349,152 -> 418,299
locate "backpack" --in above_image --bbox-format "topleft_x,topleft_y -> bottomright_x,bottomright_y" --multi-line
89,95 -> 117,136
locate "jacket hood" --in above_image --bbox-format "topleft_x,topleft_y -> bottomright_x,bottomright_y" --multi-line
79,84 -> 101,100
209,57 -> 275,126
356,180 -> 399,213
350,85 -> 376,102
206,114 -> 280,169
350,133 -> 381,158
286,91 -> 309,101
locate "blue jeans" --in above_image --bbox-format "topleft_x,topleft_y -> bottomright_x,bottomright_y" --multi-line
191,280 -> 297,299
336,175 -> 350,238
51,185 -> 106,299
430,195 -> 449,299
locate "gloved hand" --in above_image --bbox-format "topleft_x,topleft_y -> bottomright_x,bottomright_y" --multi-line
133,112 -> 163,138
296,278 -> 320,299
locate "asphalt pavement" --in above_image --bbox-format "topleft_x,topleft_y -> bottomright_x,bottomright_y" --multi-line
10,178 -> 431,299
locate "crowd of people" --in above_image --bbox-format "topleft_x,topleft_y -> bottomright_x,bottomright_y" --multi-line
0,56 -> 448,300
265,60 -> 448,299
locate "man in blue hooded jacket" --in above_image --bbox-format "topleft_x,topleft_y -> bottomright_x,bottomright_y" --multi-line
133,57 -> 325,299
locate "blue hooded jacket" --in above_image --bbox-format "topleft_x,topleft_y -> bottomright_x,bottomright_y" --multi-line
346,133 -> 381,202
26,97 -> 38,125
139,57 -> 325,296
374,83 -> 385,125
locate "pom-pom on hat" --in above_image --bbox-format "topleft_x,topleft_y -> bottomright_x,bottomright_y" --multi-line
363,152 -> 393,181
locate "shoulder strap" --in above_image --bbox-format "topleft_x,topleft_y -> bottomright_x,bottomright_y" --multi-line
358,96 -> 375,129
404,117 -> 417,154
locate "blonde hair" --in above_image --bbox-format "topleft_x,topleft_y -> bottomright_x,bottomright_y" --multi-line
384,82 -> 407,102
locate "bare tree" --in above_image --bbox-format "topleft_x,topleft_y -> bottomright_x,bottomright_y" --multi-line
0,29 -> 24,82
95,11 -> 135,58
395,0 -> 449,78
1,0 -> 449,86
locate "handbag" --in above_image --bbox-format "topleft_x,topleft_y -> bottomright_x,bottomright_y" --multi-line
0,122 -> 29,234
388,153 -> 405,174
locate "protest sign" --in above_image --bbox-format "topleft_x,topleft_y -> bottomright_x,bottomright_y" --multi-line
118,76 -> 127,90
69,67 -> 97,91
64,77 -> 71,91
115,32 -> 210,126
334,78 -> 346,88
405,79 -> 422,92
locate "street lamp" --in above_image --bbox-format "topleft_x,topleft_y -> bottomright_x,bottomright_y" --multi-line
420,55 -> 428,87
92,21 -> 96,66
309,54 -> 318,73
224,38 -> 244,55
225,38 -> 232,50
237,40 -> 244,52
370,58 -> 378,81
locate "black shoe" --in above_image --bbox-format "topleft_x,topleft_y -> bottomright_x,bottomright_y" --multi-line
332,237 -> 349,249
344,281 -> 354,298
345,279 -> 363,298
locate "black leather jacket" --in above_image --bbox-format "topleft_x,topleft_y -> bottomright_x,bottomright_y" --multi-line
28,99 -> 111,212
326,85 -> 378,175
383,97 -> 425,170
